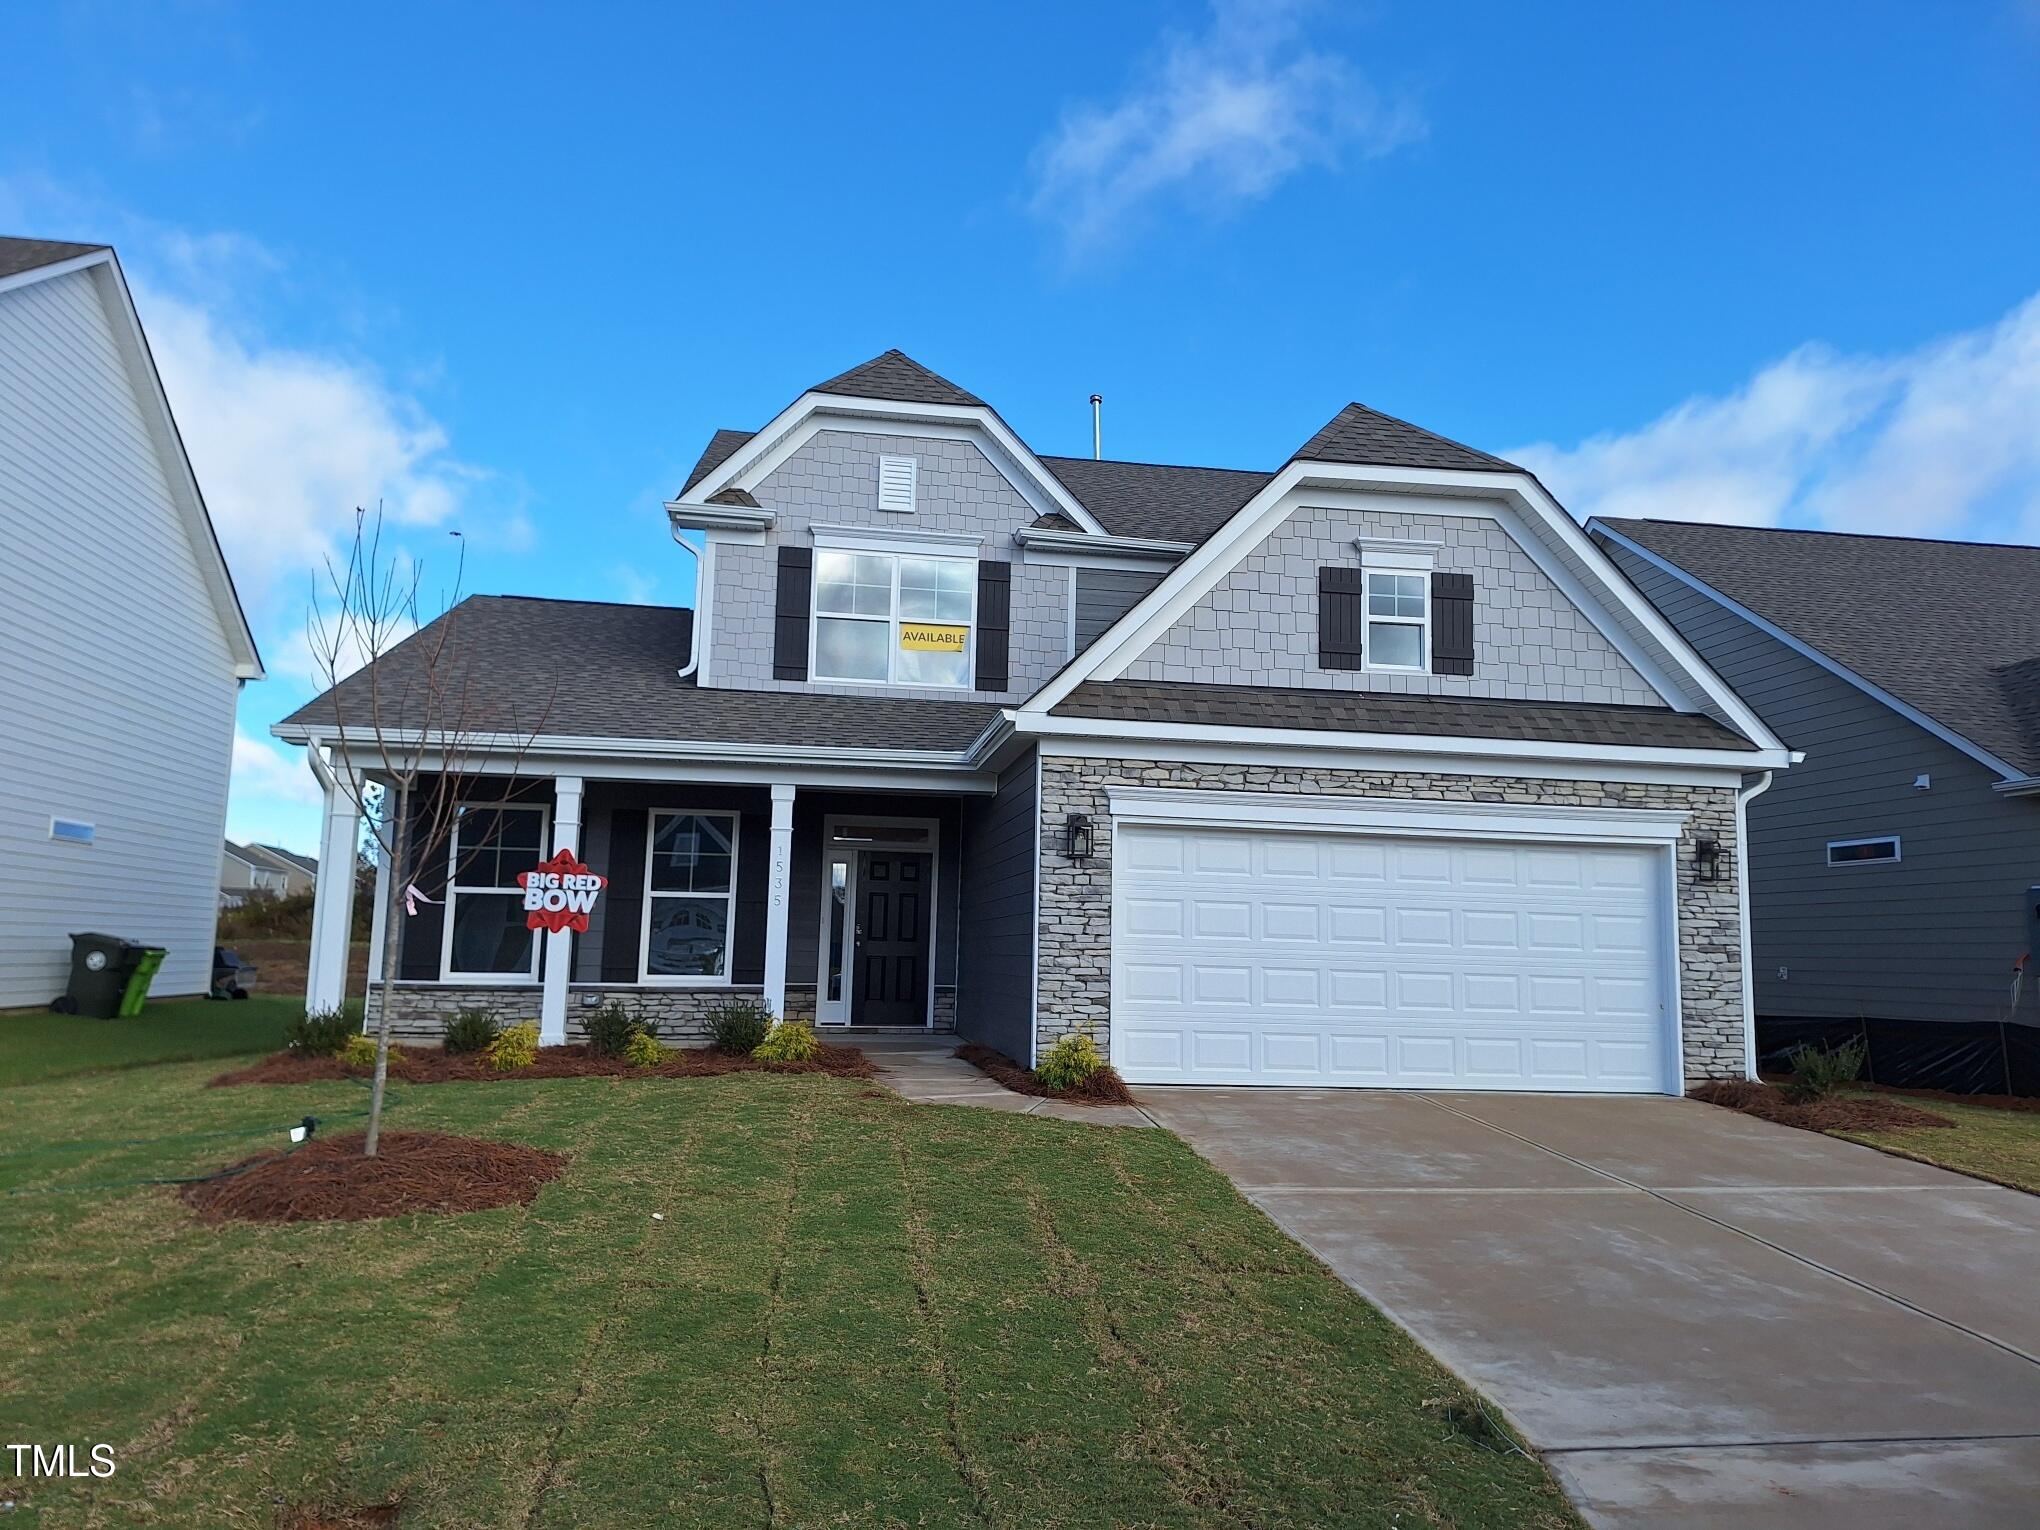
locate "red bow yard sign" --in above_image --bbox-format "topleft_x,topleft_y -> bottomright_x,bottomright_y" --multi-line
517,849 -> 608,933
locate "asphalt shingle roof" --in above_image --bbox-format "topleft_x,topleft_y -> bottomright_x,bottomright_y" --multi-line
1598,517 -> 2040,777
681,428 -> 756,493
0,236 -> 106,281
811,349 -> 985,408
281,596 -> 1000,753
1053,680 -> 1756,752
1292,402 -> 1520,474
1040,456 -> 1273,545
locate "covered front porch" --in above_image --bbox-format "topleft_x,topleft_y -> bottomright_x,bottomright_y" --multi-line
304,766 -> 1011,1047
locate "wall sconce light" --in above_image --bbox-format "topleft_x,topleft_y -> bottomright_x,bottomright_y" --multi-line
1064,812 -> 1094,861
1693,835 -> 1722,884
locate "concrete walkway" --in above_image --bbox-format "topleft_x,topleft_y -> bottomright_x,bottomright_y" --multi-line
1139,1086 -> 2040,1529
855,1034 -> 1156,1127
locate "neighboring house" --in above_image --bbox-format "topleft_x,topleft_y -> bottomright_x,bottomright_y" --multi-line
221,841 -> 318,907
0,237 -> 262,1008
1592,518 -> 2040,1092
281,351 -> 1786,1094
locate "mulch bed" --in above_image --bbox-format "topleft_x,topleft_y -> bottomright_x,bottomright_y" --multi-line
208,1041 -> 875,1088
1692,1079 -> 1956,1134
180,1130 -> 565,1223
954,1043 -> 1137,1105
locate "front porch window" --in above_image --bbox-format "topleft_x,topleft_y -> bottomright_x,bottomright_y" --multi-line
444,803 -> 548,980
642,811 -> 738,981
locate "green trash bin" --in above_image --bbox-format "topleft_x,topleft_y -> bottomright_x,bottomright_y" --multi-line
119,947 -> 167,1017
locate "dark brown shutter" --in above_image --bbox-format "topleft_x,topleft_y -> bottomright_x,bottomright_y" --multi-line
1431,571 -> 1474,676
975,560 -> 1011,692
1318,566 -> 1365,670
773,546 -> 812,681
600,809 -> 648,982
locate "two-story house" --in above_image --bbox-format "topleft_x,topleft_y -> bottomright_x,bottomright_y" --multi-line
279,351 -> 1788,1094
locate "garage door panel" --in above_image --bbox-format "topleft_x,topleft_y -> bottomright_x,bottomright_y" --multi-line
1113,823 -> 1672,1093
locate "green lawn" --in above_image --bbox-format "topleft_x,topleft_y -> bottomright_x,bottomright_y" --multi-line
1838,1093 -> 2040,1194
0,995 -> 303,1087
0,1050 -> 1577,1527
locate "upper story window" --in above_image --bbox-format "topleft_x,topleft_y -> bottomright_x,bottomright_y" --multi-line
813,549 -> 974,688
444,802 -> 548,980
1365,570 -> 1429,671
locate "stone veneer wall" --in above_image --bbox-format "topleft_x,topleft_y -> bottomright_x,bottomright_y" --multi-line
365,982 -> 958,1042
1034,757 -> 1745,1087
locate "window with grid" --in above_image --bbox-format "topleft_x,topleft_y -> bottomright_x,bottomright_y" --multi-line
1365,570 -> 1429,671
643,812 -> 739,980
445,803 -> 548,978
812,550 -> 975,688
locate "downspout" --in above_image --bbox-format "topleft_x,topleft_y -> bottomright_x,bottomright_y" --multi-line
1734,769 -> 1776,1081
669,523 -> 702,680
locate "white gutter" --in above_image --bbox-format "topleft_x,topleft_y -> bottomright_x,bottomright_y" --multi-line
663,500 -> 776,533
273,722 -> 987,771
1734,768 -> 1776,1081
668,520 -> 702,680
1013,526 -> 1192,562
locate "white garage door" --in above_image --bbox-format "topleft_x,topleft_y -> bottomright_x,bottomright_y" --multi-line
1112,824 -> 1673,1093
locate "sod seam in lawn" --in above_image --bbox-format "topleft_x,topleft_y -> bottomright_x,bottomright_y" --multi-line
0,1060 -> 1581,1528
1836,1091 -> 2040,1196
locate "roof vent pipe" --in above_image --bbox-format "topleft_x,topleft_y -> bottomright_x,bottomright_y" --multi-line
1090,393 -> 1102,459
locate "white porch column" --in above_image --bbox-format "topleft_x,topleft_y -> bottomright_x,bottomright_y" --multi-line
364,785 -> 394,984
763,784 -> 796,1020
540,775 -> 585,1046
306,762 -> 361,1015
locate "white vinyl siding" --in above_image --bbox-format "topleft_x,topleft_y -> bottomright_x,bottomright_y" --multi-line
0,267 -> 241,1005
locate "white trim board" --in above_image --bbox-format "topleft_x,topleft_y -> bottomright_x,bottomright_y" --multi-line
1103,787 -> 1691,845
1589,520 -> 2026,784
676,394 -> 1108,536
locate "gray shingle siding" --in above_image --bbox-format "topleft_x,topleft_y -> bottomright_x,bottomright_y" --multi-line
704,430 -> 1069,703
1122,505 -> 1662,706
956,750 -> 1038,1061
1073,567 -> 1167,650
1605,540 -> 2040,1027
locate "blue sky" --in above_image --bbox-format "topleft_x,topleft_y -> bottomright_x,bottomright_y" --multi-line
4,0 -> 2037,851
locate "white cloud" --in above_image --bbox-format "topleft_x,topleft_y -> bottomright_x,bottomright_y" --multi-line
136,280 -> 487,619
1026,0 -> 1419,258
1513,293 -> 2040,542
230,728 -> 320,811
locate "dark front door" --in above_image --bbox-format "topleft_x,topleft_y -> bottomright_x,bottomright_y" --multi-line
854,852 -> 932,1025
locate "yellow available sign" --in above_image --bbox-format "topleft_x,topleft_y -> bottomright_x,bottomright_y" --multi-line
899,622 -> 968,653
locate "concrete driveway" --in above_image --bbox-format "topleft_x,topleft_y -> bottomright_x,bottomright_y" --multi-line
1139,1087 -> 2040,1529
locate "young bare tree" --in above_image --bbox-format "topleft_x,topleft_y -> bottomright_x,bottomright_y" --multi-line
306,508 -> 556,1155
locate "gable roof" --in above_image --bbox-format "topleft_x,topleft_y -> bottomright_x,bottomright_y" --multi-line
0,236 -> 262,678
811,348 -> 985,408
256,844 -> 319,876
1293,402 -> 1520,474
278,595 -> 998,753
1594,517 -> 2040,779
682,427 -> 756,493
0,236 -> 108,282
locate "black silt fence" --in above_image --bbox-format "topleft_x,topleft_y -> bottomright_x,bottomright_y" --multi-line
1757,1015 -> 2040,1097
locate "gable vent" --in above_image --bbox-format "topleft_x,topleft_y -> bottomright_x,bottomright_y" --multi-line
877,455 -> 917,513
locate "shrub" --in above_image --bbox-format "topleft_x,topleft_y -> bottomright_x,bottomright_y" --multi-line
441,1008 -> 500,1055
284,1007 -> 355,1057
1782,1038 -> 1867,1102
340,1033 -> 381,1070
752,1019 -> 821,1063
487,1021 -> 540,1072
583,1001 -> 645,1058
705,998 -> 774,1056
1034,1034 -> 1104,1093
623,1030 -> 666,1068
